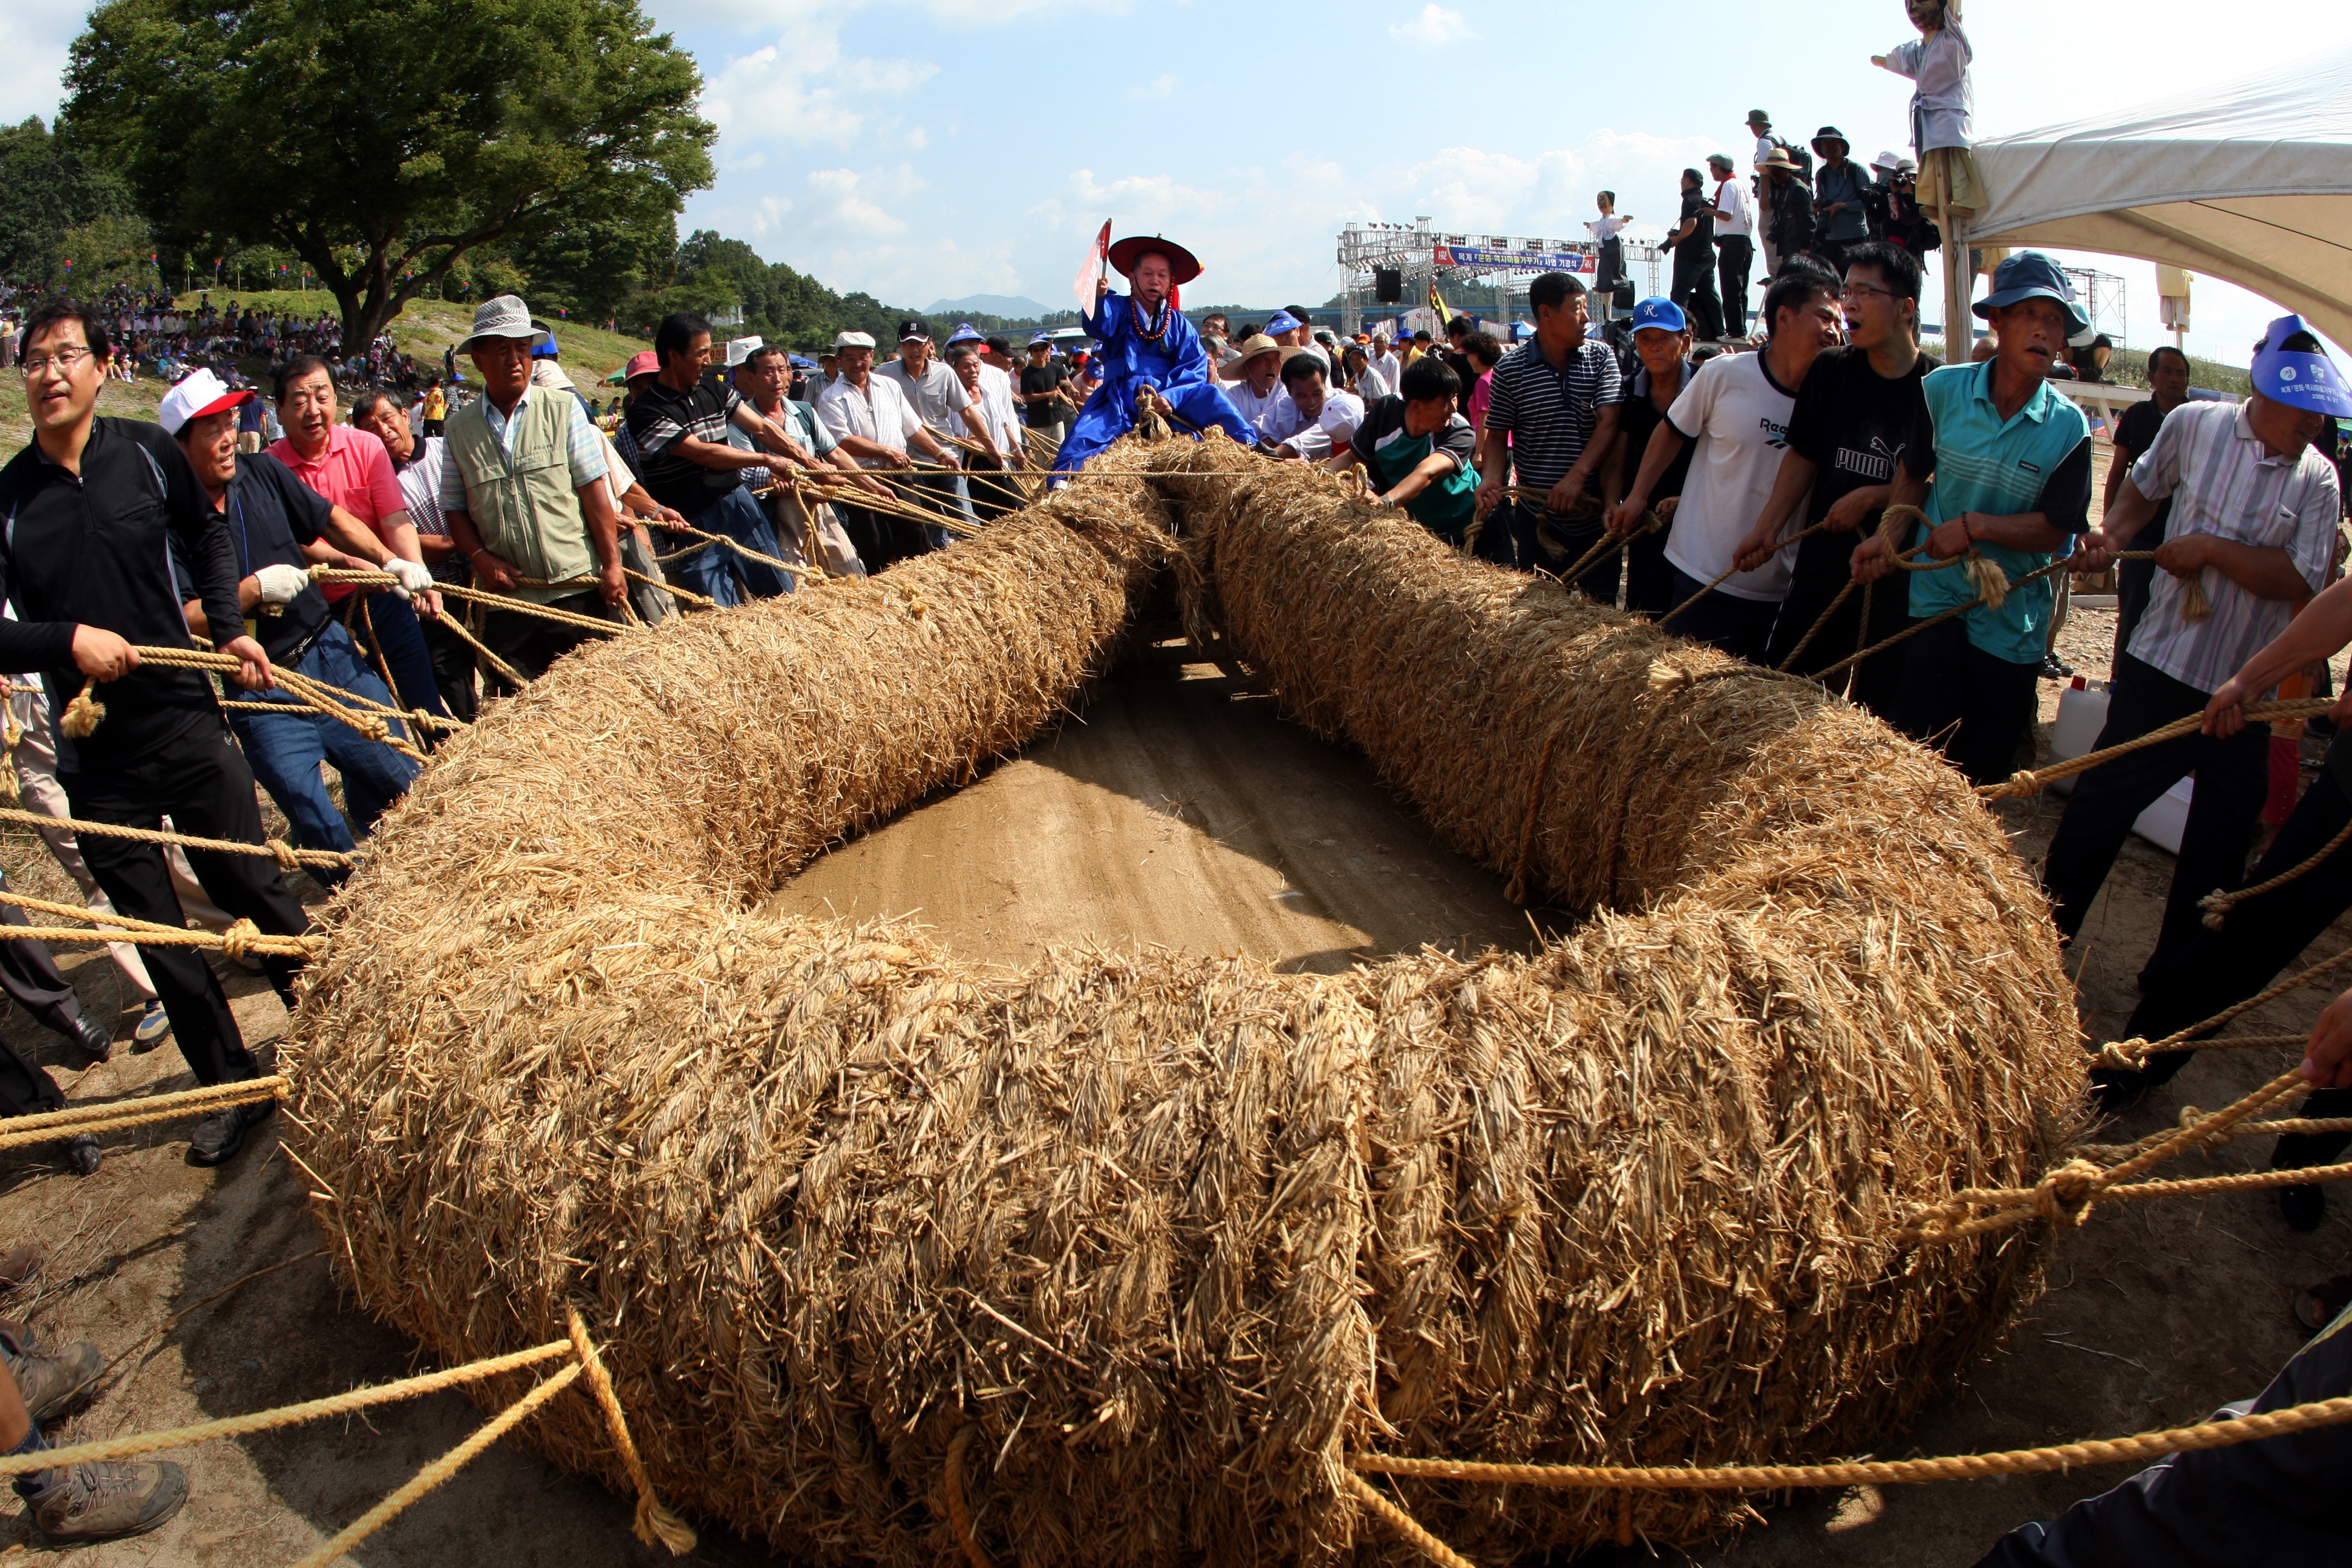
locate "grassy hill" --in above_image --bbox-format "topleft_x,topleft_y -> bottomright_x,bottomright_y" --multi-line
1,292 -> 652,454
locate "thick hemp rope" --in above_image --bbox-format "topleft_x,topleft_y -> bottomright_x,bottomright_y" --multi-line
0,1076 -> 286,1150
1980,697 -> 2336,801
0,805 -> 354,870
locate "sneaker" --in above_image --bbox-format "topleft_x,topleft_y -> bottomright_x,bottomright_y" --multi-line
2039,653 -> 2075,681
13,1339 -> 102,1425
24,1459 -> 188,1543
2294,1271 -> 2352,1335
187,1100 -> 274,1168
131,1001 -> 171,1052
57,1014 -> 111,1070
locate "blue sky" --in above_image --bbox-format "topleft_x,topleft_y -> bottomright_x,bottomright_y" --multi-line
9,0 -> 2344,361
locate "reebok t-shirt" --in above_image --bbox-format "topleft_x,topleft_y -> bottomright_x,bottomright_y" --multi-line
1662,350 -> 1802,602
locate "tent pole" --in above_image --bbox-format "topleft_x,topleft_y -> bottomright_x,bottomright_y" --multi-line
1942,197 -> 1967,363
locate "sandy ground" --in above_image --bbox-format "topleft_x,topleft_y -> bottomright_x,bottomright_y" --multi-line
1,548 -> 2348,1564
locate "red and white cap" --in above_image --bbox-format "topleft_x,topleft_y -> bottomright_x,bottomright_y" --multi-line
158,368 -> 253,437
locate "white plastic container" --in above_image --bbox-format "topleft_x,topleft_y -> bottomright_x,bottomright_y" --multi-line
2039,678 -> 2194,852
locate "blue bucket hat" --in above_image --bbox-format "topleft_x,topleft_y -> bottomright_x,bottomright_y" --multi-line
2252,313 -> 2352,417
1629,296 -> 1688,335
1973,252 -> 2090,335
1265,310 -> 1304,336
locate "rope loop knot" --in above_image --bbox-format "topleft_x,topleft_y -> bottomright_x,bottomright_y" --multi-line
2031,1157 -> 2105,1227
220,918 -> 262,963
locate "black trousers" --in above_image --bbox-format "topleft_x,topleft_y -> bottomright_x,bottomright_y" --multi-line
2042,652 -> 2269,977
0,871 -> 82,1119
1714,236 -> 1753,338
60,724 -> 310,1086
1892,615 -> 2042,786
1625,521 -> 1676,615
833,502 -> 933,575
481,590 -> 621,696
421,614 -> 479,724
965,457 -> 1023,522
2126,742 -> 2352,1102
1669,249 -> 1723,341
1766,526 -> 1915,720
1534,520 -> 1617,603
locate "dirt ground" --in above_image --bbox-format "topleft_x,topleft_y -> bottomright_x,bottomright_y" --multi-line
2,546 -> 2348,1564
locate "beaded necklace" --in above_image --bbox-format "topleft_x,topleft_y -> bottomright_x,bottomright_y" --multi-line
1130,296 -> 1171,342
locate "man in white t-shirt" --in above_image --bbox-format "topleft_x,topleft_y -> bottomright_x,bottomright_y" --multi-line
1609,264 -> 1843,661
1707,153 -> 1756,339
1362,333 -> 1403,400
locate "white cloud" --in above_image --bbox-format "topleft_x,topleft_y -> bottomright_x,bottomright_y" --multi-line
701,21 -> 938,146
0,7 -> 76,125
1127,73 -> 1177,100
1388,5 -> 1473,45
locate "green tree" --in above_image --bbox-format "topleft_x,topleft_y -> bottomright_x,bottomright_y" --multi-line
61,0 -> 716,350
0,116 -> 137,287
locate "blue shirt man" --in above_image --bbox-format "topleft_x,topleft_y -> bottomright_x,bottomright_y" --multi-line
1052,237 -> 1252,475
1852,252 -> 2093,787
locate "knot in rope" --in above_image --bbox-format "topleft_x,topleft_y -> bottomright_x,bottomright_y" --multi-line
2198,886 -> 2235,930
1965,552 -> 2011,612
2180,572 -> 2213,622
1646,659 -> 1691,697
2031,1158 -> 2105,1227
60,679 -> 107,739
360,716 -> 390,742
2096,1037 -> 2150,1071
266,838 -> 301,873
221,918 -> 263,962
1994,768 -> 2043,800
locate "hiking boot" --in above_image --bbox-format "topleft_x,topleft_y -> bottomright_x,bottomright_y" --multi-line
12,1339 -> 102,1425
23,1459 -> 187,1543
56,1013 -> 110,1070
187,1100 -> 273,1167
63,1135 -> 99,1177
132,1000 -> 171,1052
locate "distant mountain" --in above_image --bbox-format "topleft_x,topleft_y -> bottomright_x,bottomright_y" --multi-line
924,293 -> 1056,319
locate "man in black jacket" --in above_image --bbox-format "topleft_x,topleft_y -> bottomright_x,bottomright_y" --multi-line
0,299 -> 310,1167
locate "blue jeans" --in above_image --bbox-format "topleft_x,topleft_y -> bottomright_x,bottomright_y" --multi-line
665,485 -> 796,605
342,590 -> 451,745
229,625 -> 420,886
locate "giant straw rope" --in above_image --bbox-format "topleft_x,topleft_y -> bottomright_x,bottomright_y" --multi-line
283,436 -> 2083,1562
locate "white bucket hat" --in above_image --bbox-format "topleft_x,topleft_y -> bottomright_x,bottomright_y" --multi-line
834,330 -> 877,350
456,294 -> 550,354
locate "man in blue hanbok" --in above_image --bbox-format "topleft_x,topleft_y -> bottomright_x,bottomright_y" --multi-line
1053,237 -> 1252,476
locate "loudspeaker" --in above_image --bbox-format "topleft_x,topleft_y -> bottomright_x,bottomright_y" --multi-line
1374,267 -> 1403,304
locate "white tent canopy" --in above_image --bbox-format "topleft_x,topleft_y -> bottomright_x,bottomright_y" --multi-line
1967,47 -> 2352,351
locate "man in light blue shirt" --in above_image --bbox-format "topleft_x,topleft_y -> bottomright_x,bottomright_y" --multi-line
1852,252 -> 2093,785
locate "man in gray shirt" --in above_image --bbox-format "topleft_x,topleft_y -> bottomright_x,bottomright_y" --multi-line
875,320 -> 1000,545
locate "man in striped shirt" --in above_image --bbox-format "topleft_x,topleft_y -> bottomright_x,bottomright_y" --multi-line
1473,271 -> 1622,577
2048,314 -> 2345,1100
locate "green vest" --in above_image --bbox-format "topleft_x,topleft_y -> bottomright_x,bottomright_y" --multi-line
445,387 -> 595,604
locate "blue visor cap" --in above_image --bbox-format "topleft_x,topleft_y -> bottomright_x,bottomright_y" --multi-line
1264,310 -> 1303,335
946,322 -> 985,346
1974,252 -> 2090,335
2253,313 -> 2352,417
1028,332 -> 1053,345
1629,296 -> 1687,335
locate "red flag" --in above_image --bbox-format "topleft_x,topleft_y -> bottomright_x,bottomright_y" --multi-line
1073,220 -> 1111,315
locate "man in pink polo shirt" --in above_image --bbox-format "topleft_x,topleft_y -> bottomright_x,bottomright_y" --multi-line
266,354 -> 448,728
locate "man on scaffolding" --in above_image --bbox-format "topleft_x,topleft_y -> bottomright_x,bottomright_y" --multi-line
1053,236 -> 1253,477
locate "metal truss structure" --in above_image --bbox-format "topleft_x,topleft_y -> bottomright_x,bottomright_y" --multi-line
1334,217 -> 1664,333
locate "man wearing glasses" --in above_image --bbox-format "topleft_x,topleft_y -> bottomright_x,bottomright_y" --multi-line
1733,241 -> 1935,717
0,299 -> 312,1168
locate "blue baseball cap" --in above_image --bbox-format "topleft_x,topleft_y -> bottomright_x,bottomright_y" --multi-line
1629,296 -> 1688,335
1973,252 -> 2090,334
2252,313 -> 2352,417
1028,331 -> 1053,346
1265,310 -> 1303,335
946,322 -> 985,346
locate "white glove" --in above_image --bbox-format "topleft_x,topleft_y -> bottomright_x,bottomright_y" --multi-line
384,557 -> 434,599
252,563 -> 310,606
